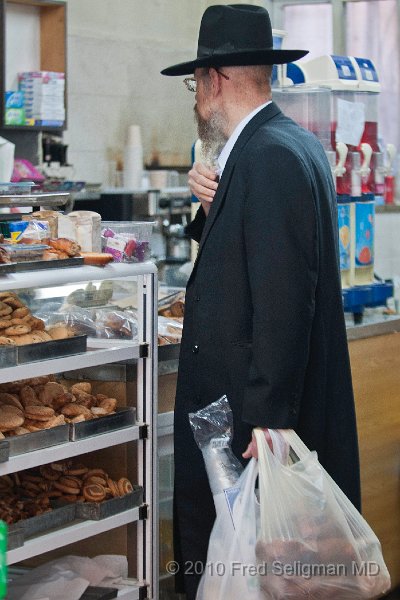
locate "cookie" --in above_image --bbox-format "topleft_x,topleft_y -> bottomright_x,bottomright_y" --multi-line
0,392 -> 23,411
24,406 -> 55,421
29,317 -> 46,331
0,318 -> 12,328
4,325 -> 31,336
2,296 -> 23,309
39,382 -> 66,406
61,403 -> 92,419
42,414 -> 66,429
0,302 -> 13,317
71,382 -> 92,395
19,386 -> 41,407
0,337 -> 16,346
0,407 -> 24,431
12,307 -> 30,319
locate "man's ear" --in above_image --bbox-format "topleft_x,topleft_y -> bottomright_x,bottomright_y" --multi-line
208,68 -> 222,96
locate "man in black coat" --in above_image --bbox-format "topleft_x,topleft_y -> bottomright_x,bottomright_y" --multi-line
162,5 -> 361,599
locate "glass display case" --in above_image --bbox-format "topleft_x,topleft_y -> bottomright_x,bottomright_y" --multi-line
0,261 -> 158,599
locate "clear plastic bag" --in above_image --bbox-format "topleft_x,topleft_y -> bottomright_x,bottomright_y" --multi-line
194,399 -> 391,600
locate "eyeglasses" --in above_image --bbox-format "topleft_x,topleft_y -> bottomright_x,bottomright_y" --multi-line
183,69 -> 230,92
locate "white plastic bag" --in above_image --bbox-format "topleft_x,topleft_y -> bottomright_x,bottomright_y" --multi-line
255,429 -> 391,599
196,426 -> 391,599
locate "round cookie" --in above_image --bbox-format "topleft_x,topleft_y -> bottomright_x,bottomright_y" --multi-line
0,336 -> 16,345
24,406 -> 55,422
0,302 -> 13,317
4,325 -> 31,336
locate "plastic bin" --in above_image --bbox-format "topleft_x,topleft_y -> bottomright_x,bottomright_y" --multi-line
101,221 -> 155,263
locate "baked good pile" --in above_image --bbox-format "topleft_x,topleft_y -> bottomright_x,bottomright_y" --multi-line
0,375 -> 119,437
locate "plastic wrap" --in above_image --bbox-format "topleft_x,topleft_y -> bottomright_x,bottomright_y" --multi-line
189,396 -> 243,498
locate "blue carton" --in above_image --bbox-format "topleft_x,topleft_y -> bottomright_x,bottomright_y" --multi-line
5,91 -> 24,108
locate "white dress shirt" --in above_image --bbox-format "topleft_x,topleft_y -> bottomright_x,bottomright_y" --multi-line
217,101 -> 272,176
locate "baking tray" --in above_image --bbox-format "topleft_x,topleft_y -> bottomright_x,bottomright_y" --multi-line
80,587 -> 118,600
75,487 -> 143,520
69,407 -> 136,441
9,502 -> 76,539
0,424 -> 70,463
0,344 -> 17,367
17,334 -> 87,364
7,525 -> 24,551
0,256 -> 83,274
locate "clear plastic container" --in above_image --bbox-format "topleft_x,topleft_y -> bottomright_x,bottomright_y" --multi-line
0,182 -> 34,196
0,243 -> 48,262
101,221 -> 155,263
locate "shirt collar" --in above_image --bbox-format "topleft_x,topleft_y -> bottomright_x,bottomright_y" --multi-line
217,101 -> 272,176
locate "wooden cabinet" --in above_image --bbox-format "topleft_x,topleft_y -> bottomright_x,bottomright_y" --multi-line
0,0 -> 67,132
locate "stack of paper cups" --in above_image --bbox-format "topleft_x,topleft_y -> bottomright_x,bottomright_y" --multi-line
123,125 -> 143,189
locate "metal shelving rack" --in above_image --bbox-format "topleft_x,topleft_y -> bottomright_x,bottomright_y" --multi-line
0,262 -> 158,600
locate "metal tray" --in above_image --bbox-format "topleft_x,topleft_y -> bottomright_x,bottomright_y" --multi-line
9,502 -> 76,539
0,256 -> 83,274
69,407 -> 136,441
80,587 -> 118,600
0,344 -> 17,367
0,192 -> 70,208
17,334 -> 87,364
0,424 -> 70,463
7,525 -> 24,551
75,487 -> 143,520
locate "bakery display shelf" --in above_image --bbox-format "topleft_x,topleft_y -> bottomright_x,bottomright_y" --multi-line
0,344 -> 142,384
7,506 -> 141,564
0,423 -> 70,463
0,192 -> 70,208
0,424 -> 141,476
0,256 -> 84,274
70,407 -> 137,441
0,261 -> 157,292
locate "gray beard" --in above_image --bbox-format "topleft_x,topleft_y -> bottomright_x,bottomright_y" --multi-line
194,105 -> 228,166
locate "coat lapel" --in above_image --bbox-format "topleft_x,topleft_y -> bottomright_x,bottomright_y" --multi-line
193,102 -> 281,267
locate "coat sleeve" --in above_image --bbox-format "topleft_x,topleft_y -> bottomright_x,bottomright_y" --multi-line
241,143 -> 319,429
185,205 -> 206,243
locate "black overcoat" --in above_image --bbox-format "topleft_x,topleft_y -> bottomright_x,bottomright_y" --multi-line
173,102 -> 361,598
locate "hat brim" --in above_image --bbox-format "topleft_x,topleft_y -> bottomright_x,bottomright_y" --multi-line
161,48 -> 308,76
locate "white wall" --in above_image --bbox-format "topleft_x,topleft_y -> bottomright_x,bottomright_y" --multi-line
375,212 -> 400,281
64,0 -> 261,183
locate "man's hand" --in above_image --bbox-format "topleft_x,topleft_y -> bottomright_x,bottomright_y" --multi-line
188,162 -> 219,216
242,428 -> 273,459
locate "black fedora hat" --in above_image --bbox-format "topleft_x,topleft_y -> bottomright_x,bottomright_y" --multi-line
161,4 -> 308,76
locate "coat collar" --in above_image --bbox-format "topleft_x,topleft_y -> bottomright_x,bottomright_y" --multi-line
197,101 -> 281,255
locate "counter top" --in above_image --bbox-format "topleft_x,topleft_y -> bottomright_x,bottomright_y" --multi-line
346,312 -> 400,341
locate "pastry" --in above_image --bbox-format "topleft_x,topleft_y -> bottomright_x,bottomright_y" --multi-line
99,397 -> 117,413
39,465 -> 61,481
0,392 -> 23,410
47,324 -> 73,340
91,407 -> 108,416
80,252 -> 113,266
0,408 -> 24,431
83,483 -> 106,502
107,478 -> 120,498
71,382 -> 92,395
24,406 -> 55,421
54,480 -> 81,495
48,237 -> 81,256
117,477 -> 133,495
39,382 -> 66,406
65,464 -> 88,477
